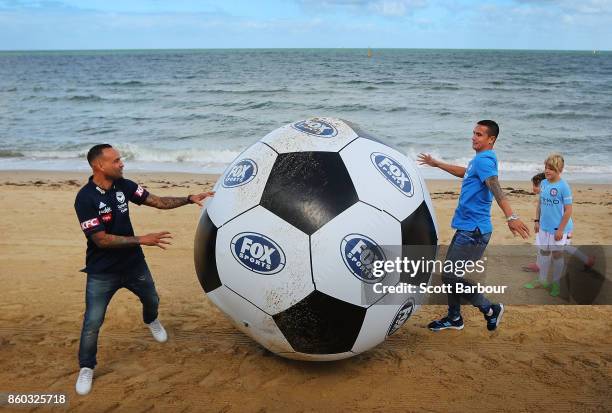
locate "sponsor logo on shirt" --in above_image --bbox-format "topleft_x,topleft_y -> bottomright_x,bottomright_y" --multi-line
101,213 -> 112,223
135,186 -> 145,197
99,206 -> 111,214
80,218 -> 100,230
99,202 -> 106,208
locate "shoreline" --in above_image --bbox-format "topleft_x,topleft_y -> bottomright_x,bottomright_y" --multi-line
3,169 -> 612,186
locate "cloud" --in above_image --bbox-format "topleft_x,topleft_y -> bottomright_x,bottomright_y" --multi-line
297,0 -> 428,16
513,0 -> 612,14
0,0 -> 79,11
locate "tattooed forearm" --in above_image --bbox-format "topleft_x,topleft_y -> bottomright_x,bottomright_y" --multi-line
91,232 -> 140,248
485,176 -> 507,204
143,193 -> 190,210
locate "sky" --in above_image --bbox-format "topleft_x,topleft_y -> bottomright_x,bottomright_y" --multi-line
0,0 -> 610,50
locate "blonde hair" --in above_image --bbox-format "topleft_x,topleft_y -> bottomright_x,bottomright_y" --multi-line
545,153 -> 565,173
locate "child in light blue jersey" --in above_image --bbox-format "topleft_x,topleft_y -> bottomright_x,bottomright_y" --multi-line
528,154 -> 573,296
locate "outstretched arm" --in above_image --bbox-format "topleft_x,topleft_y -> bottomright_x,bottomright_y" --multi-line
143,191 -> 215,209
417,153 -> 466,178
90,231 -> 172,249
485,176 -> 530,239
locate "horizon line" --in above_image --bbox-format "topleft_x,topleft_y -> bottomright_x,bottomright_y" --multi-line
0,47 -> 610,53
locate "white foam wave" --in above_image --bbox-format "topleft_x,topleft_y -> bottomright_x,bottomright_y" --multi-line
25,145 -> 242,164
3,145 -> 612,180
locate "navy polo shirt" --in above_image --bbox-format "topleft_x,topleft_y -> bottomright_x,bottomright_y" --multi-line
74,176 -> 149,274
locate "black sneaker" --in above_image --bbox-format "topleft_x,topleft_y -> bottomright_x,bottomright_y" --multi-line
428,316 -> 464,331
485,303 -> 504,331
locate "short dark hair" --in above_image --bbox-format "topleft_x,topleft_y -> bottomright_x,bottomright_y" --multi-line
477,120 -> 499,138
87,144 -> 113,165
531,172 -> 546,186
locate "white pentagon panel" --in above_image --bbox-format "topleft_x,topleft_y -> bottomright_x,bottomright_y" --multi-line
340,137 -> 425,221
310,202 -> 402,307
215,206 -> 313,315
207,142 -> 277,227
277,351 -> 354,361
207,285 -> 294,353
260,117 -> 358,154
352,294 -> 416,354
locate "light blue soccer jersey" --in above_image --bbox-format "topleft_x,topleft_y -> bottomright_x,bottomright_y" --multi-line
540,178 -> 573,234
451,150 -> 498,233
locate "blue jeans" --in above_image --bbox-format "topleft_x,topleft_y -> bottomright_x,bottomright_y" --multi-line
78,263 -> 159,369
443,229 -> 492,319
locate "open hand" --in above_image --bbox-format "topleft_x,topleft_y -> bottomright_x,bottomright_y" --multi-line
417,153 -> 438,167
508,219 -> 530,239
138,231 -> 173,249
188,191 -> 215,207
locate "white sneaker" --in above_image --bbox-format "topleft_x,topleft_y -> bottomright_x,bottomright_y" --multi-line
75,367 -> 94,395
147,319 -> 168,343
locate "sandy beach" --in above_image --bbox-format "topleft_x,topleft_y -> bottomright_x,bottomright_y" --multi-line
1,170 -> 610,412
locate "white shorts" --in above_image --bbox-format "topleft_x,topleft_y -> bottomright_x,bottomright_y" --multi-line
535,230 -> 570,251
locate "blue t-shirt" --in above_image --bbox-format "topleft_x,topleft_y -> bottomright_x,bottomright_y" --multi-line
75,176 -> 150,274
451,150 -> 498,233
539,178 -> 573,234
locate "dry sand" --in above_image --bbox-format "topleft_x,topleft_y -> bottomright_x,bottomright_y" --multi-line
0,170 -> 610,412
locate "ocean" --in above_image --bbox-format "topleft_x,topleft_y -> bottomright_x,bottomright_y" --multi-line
1,49 -> 611,182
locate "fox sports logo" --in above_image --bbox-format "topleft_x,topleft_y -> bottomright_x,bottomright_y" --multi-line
292,118 -> 338,137
371,153 -> 414,197
387,299 -> 415,336
223,159 -> 258,188
231,232 -> 286,275
341,234 -> 386,283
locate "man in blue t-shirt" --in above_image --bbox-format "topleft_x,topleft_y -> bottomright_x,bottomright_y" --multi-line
74,144 -> 214,396
418,120 -> 529,332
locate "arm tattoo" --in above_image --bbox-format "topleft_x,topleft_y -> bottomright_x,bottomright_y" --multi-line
143,193 -> 190,210
485,176 -> 507,204
91,232 -> 140,248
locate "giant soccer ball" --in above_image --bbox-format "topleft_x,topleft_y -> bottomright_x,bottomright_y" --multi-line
195,117 -> 438,361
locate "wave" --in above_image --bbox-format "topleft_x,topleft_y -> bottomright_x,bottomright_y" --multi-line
524,112 -> 609,120
312,103 -> 371,112
0,150 -> 24,157
188,88 -> 289,95
68,94 -> 104,102
74,127 -> 119,135
428,85 -> 460,91
3,147 -> 611,177
401,149 -> 612,175
335,80 -> 401,86
18,145 -> 242,165
99,80 -> 152,87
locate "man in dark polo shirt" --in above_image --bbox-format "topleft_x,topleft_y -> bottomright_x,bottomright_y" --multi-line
74,144 -> 213,395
